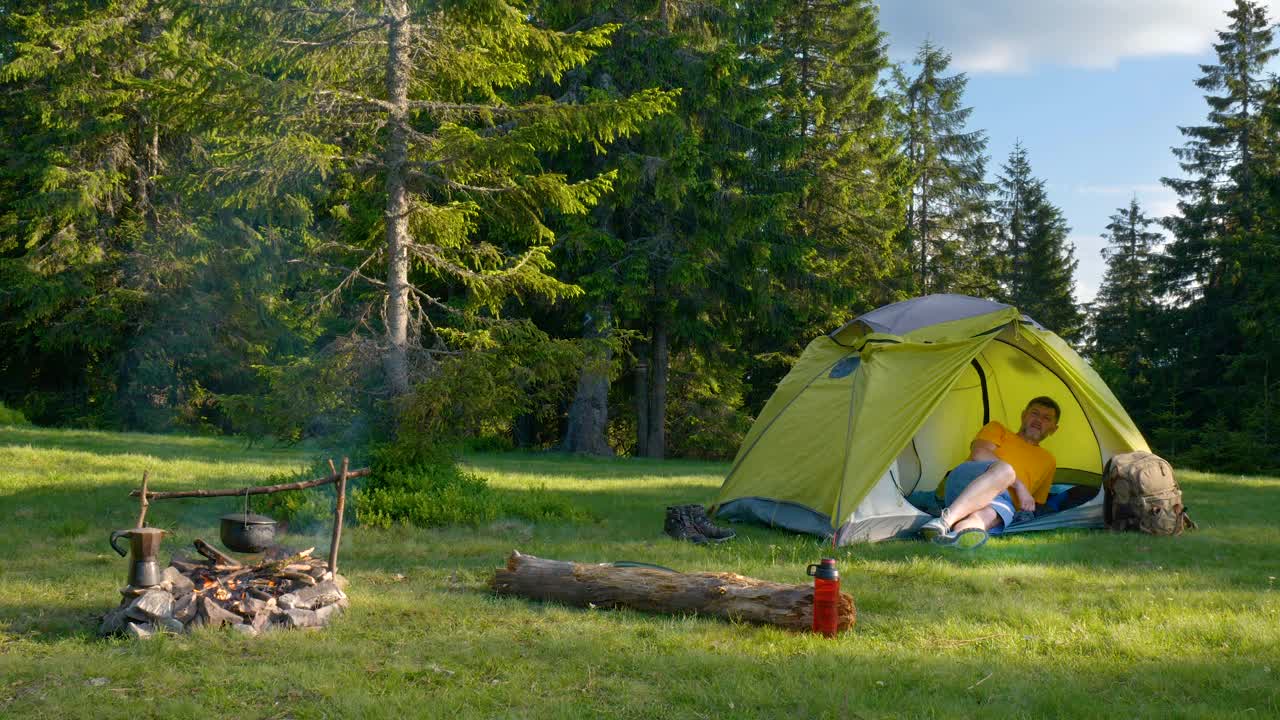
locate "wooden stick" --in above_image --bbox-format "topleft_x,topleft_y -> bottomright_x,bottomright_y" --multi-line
136,470 -> 150,528
130,467 -> 370,500
328,457 -> 349,574
194,538 -> 241,567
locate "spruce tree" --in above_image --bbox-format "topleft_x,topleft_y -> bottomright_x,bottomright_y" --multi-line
890,41 -> 990,295
193,0 -> 675,399
1158,0 -> 1280,467
541,0 -> 905,457
1092,198 -> 1161,369
0,0 -> 196,425
996,144 -> 1082,339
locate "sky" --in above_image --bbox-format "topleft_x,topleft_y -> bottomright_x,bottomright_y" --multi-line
876,0 -> 1275,304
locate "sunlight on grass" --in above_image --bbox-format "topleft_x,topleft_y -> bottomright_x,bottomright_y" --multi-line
1,427 -> 1278,718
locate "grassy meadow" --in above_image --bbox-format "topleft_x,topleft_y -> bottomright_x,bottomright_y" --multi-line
1,425 -> 1278,719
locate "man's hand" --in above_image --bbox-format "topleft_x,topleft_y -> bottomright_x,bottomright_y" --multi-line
1012,482 -> 1036,512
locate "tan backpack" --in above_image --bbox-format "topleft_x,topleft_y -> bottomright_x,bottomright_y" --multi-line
1103,451 -> 1197,535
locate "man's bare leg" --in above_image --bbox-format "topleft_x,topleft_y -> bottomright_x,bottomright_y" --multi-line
943,461 -> 1016,529
951,506 -> 1001,532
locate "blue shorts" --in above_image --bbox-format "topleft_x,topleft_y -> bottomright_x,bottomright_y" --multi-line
945,460 -> 1014,533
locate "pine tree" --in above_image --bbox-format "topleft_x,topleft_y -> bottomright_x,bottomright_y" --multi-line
996,144 -> 1082,339
890,41 -> 990,295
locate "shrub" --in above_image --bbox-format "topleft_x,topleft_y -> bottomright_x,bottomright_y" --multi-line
353,460 -> 500,529
261,452 -> 591,531
0,402 -> 31,427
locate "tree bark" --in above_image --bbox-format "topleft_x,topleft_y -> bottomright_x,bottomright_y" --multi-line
491,551 -> 855,632
562,306 -> 614,456
644,318 -> 669,458
634,352 -> 649,457
382,0 -> 413,396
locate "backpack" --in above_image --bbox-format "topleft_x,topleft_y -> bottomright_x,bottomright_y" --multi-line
1103,451 -> 1197,535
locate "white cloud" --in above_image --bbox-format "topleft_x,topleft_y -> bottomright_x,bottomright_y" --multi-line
1073,183 -> 1181,219
877,1 -> 1276,74
1076,183 -> 1168,196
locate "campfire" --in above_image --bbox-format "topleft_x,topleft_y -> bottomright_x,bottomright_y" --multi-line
100,541 -> 348,638
101,460 -> 364,639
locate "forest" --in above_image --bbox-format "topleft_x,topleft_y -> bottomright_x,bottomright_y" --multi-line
2,0 -> 1278,473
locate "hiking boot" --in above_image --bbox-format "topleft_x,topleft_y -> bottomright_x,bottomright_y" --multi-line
919,508 -> 954,542
919,516 -> 950,542
664,505 -> 708,544
932,527 -> 989,550
682,504 -> 736,542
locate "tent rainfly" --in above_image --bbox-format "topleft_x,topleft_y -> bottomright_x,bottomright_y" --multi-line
711,294 -> 1149,544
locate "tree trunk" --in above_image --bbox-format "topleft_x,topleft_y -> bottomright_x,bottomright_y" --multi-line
382,0 -> 412,396
645,318 -> 669,459
634,351 -> 649,457
562,307 -> 614,456
513,413 -> 536,448
491,551 -> 856,632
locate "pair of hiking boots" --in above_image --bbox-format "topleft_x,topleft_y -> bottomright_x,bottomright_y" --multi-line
664,504 -> 736,544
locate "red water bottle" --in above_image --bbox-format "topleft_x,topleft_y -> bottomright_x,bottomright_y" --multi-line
806,558 -> 840,637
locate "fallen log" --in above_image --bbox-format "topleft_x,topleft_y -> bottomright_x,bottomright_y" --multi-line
491,551 -> 855,633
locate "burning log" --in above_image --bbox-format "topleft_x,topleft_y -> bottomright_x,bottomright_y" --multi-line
491,550 -> 856,633
194,539 -> 241,567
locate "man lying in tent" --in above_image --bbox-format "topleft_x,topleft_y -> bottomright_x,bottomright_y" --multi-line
919,396 -> 1060,549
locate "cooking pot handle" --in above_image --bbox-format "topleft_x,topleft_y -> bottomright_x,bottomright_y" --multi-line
109,529 -> 131,557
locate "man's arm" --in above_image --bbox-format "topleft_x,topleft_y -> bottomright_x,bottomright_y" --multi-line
970,439 -> 1035,511
1008,478 -> 1036,512
969,439 -> 999,462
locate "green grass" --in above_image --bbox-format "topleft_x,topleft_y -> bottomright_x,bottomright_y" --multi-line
1,425 -> 1278,719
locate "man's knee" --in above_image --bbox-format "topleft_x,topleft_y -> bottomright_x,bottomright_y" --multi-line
988,461 -> 1016,487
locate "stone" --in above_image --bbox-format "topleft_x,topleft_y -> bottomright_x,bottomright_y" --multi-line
172,593 -> 196,623
119,585 -> 148,598
293,581 -> 344,610
160,567 -> 194,595
156,617 -> 186,634
313,602 -> 343,625
125,622 -> 154,640
126,589 -> 174,622
239,596 -> 270,616
228,623 -> 257,637
250,610 -> 272,633
99,607 -> 129,636
332,573 -> 349,591
195,596 -> 244,629
282,608 -> 319,629
276,592 -> 299,610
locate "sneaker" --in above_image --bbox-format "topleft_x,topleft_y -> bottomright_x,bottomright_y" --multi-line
919,516 -> 950,542
663,505 -> 708,544
682,505 -> 736,542
933,527 -> 989,550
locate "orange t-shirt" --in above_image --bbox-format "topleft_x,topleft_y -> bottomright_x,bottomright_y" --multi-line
975,421 -> 1057,504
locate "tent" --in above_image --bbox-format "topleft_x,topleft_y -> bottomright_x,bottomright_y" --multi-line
711,294 -> 1149,544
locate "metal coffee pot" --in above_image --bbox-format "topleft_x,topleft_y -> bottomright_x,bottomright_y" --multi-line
109,527 -> 167,588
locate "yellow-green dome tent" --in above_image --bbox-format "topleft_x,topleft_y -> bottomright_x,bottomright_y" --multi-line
712,294 -> 1149,544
